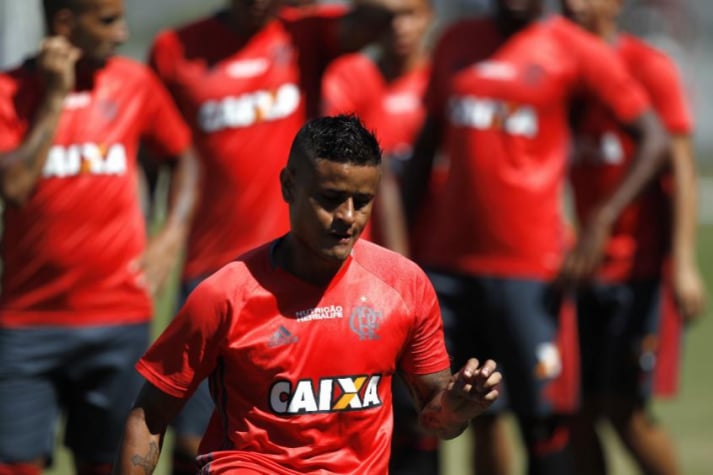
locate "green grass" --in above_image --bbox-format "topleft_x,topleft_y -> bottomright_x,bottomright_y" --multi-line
46,225 -> 713,474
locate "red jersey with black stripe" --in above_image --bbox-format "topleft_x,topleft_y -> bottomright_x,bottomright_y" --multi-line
136,238 -> 450,475
150,6 -> 346,281
0,57 -> 191,327
321,53 -> 443,258
570,34 -> 693,281
420,16 -> 649,279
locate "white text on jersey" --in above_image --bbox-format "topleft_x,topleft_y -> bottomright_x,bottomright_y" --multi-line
448,95 -> 538,138
269,374 -> 383,415
43,143 -> 127,177
198,83 -> 300,132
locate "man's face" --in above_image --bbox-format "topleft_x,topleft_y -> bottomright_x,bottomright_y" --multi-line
283,158 -> 380,263
382,0 -> 432,58
67,0 -> 128,63
496,0 -> 543,23
560,0 -> 621,33
229,0 -> 282,31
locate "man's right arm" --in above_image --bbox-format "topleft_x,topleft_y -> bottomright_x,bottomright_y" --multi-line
0,37 -> 80,206
113,382 -> 186,475
400,114 -> 442,226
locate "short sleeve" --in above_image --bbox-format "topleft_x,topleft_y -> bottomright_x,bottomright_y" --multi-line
637,52 -> 693,134
0,72 -> 28,152
321,55 -> 368,116
398,270 -> 450,375
138,68 -> 191,159
569,23 -> 649,123
136,276 -> 230,398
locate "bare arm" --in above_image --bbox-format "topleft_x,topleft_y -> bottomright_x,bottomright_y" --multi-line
0,37 -> 80,206
560,109 -> 668,286
113,382 -> 186,475
137,146 -> 200,296
402,358 -> 501,440
400,115 -> 442,227
669,134 -> 707,321
374,165 -> 410,255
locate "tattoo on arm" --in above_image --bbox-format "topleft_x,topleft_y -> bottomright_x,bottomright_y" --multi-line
130,442 -> 160,475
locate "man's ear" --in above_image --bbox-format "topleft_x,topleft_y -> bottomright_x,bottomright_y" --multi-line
280,167 -> 294,203
51,8 -> 75,38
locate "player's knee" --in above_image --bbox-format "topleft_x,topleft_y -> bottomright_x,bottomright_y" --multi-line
522,417 -> 571,457
0,461 -> 43,475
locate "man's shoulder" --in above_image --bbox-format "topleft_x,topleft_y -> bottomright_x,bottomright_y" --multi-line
618,34 -> 679,73
352,240 -> 428,284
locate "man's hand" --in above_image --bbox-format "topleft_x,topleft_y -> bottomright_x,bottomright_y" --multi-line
558,206 -> 615,289
443,358 -> 501,422
37,36 -> 81,97
131,226 -> 185,296
673,260 -> 707,323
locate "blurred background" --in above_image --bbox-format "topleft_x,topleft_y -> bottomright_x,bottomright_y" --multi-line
1,0 -> 711,474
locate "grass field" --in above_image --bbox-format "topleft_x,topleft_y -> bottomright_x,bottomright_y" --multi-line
46,225 -> 713,475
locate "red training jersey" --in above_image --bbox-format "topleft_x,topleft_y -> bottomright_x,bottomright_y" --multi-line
569,34 -> 693,281
137,239 -> 450,475
0,57 -> 190,327
322,54 -> 446,260
150,6 -> 346,281
420,16 -> 649,279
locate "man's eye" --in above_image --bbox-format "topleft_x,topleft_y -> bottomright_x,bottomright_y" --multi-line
100,15 -> 121,25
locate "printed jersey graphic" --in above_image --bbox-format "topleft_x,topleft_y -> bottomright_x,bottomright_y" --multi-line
43,143 -> 128,177
269,374 -> 383,414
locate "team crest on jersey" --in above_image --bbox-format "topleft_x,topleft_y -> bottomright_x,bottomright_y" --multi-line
448,95 -> 538,138
43,143 -> 128,178
349,304 -> 384,341
269,374 -> 383,415
197,83 -> 301,132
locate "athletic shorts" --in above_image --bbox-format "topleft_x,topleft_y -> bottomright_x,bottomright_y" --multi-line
426,269 -> 579,418
0,322 -> 149,464
171,277 -> 214,438
577,279 -> 667,401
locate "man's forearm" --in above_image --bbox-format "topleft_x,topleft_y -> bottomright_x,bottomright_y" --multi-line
0,91 -> 65,205
113,410 -> 165,475
419,391 -> 470,440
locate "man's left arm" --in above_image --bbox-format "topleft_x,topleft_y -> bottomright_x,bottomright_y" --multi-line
139,146 -> 199,295
669,134 -> 707,320
401,359 -> 501,440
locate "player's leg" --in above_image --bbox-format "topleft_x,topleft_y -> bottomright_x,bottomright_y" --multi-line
0,328 -> 65,475
602,281 -> 680,475
171,277 -> 215,475
488,278 -> 578,475
63,322 -> 149,475
430,270 -> 513,475
471,413 -> 512,475
570,284 -> 611,475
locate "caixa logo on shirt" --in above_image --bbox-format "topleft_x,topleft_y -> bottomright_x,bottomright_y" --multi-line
198,83 -> 301,133
448,95 -> 538,138
43,143 -> 127,177
269,374 -> 383,415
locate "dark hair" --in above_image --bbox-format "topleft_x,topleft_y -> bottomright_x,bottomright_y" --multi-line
288,114 -> 382,168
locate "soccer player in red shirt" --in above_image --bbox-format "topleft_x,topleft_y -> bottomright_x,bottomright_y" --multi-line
562,1 -> 707,474
0,1 -> 198,474
113,114 -> 502,475
147,2 -> 401,471
321,1 -> 440,472
400,0 -> 669,474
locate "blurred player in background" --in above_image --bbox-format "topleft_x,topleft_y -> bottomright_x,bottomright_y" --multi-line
113,114 -> 502,475
146,1 -> 405,473
562,0 -> 707,474
0,0 -> 198,474
401,0 -> 669,473
321,0 -> 442,472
